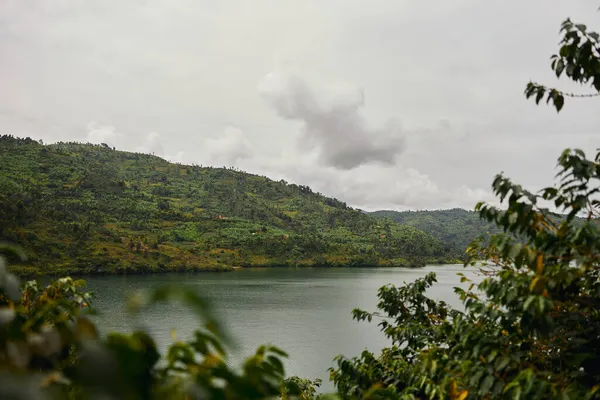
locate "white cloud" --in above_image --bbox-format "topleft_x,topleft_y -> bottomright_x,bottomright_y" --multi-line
204,126 -> 254,166
85,123 -> 186,162
86,121 -> 123,146
166,151 -> 186,164
240,150 -> 494,211
137,131 -> 164,155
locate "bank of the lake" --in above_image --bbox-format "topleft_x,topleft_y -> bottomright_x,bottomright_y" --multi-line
86,264 -> 480,391
9,257 -> 463,279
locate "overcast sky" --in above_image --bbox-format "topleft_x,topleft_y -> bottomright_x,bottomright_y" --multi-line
1,1 -> 599,211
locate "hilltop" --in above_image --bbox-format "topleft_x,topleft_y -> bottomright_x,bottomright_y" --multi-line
0,135 -> 457,276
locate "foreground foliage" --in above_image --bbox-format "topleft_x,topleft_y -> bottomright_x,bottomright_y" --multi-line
0,138 -> 453,276
329,12 -> 600,399
330,147 -> 600,399
0,245 -> 329,400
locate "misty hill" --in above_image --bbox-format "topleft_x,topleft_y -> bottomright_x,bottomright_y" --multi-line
369,208 -> 502,254
0,135 -> 458,276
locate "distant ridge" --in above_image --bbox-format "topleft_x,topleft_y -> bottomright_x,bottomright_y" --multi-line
369,208 -> 503,253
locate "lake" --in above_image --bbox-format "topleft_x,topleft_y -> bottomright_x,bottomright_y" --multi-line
85,265 -> 481,391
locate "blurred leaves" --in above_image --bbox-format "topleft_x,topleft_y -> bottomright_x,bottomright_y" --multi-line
0,249 -> 313,400
125,284 -> 231,347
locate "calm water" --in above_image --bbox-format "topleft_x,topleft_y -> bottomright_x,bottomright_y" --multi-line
85,265 -> 480,390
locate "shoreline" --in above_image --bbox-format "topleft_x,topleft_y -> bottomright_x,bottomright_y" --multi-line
9,258 -> 464,279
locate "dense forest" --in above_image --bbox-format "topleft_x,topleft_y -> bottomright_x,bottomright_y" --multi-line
370,209 -> 502,252
0,135 -> 458,276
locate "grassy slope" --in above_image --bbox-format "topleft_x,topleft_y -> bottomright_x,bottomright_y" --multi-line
0,136 -> 457,276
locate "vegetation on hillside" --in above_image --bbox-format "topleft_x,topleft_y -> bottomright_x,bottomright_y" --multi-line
370,208 -> 587,259
369,209 -> 502,256
0,138 -> 454,276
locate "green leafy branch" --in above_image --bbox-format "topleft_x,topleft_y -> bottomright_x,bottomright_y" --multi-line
525,18 -> 600,112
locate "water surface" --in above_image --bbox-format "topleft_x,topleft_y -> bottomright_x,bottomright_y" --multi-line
86,265 -> 479,390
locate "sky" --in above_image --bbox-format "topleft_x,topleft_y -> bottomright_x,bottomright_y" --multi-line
1,0 -> 599,211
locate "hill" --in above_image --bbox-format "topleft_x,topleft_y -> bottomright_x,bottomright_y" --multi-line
369,207 -> 589,257
0,135 -> 458,276
369,208 -> 502,255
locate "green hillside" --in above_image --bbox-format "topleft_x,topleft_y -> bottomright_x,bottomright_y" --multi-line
0,135 -> 457,276
369,208 -> 502,255
371,207 -> 588,258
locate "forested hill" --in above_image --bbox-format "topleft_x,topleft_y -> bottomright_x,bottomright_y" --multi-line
0,135 -> 457,276
369,208 -> 502,254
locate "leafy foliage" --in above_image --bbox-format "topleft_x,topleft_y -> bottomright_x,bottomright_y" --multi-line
0,138 -> 455,275
525,18 -> 600,111
327,11 -> 600,399
330,147 -> 600,399
282,376 -> 326,400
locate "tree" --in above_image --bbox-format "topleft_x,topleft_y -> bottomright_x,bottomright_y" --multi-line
329,10 -> 600,400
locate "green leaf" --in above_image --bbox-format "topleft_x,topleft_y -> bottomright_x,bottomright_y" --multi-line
535,89 -> 544,104
3,274 -> 21,301
555,59 -> 565,77
554,93 -> 565,112
0,243 -> 27,262
480,375 -> 495,395
523,295 -> 535,311
496,357 -> 510,370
